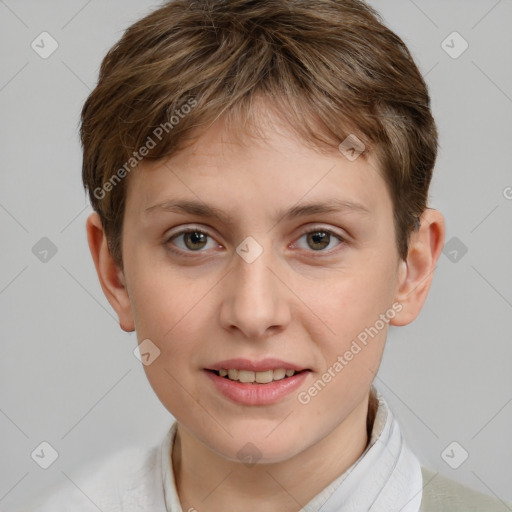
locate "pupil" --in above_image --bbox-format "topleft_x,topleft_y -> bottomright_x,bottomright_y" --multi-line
308,231 -> 329,250
186,231 -> 207,250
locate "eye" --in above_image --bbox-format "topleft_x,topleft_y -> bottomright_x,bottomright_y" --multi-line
166,228 -> 218,253
165,226 -> 346,256
294,227 -> 345,253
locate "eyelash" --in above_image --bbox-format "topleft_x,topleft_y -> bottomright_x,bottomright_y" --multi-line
165,225 -> 347,257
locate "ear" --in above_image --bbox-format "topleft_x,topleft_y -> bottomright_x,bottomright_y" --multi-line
390,208 -> 445,326
86,212 -> 135,332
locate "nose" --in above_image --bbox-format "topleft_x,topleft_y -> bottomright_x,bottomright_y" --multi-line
219,240 -> 292,340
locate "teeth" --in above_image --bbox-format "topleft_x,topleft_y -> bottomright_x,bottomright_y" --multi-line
272,368 -> 286,380
227,369 -> 239,380
217,368 -> 297,383
255,370 -> 273,384
238,370 -> 255,383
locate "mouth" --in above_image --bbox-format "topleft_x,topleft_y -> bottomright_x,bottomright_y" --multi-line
204,358 -> 312,404
204,364 -> 312,405
205,368 -> 310,384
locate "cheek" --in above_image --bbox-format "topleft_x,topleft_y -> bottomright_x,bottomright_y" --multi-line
305,267 -> 394,341
126,252 -> 198,338
299,261 -> 395,383
134,288 -> 201,361
133,271 -> 209,415
128,266 -> 217,382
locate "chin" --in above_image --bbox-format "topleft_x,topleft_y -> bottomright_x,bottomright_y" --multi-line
211,428 -> 307,465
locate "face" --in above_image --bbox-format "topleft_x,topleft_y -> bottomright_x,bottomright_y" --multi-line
112,109 -> 408,463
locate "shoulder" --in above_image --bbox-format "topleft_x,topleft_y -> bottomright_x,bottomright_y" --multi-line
15,441 -> 166,512
420,466 -> 512,512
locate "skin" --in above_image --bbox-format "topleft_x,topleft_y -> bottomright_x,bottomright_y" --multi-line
87,103 -> 445,512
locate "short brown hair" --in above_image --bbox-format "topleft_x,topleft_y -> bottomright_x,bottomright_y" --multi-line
81,0 -> 437,267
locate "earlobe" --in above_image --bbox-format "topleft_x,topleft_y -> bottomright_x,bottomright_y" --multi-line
86,212 -> 135,332
390,209 -> 445,327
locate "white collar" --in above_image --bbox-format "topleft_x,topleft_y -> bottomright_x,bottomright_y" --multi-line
300,385 -> 423,511
160,385 -> 423,512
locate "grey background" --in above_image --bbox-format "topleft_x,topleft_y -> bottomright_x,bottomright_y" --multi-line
1,0 -> 511,509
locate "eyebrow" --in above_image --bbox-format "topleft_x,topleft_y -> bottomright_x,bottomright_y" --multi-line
144,198 -> 372,224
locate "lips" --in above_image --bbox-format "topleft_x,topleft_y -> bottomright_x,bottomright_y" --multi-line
204,367 -> 311,405
204,358 -> 312,404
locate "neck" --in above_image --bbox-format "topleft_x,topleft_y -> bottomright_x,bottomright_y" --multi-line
172,391 -> 377,512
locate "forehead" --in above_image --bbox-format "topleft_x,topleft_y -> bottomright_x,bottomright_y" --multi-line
126,108 -> 391,222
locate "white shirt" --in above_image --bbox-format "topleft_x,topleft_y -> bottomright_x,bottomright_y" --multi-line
20,385 -> 423,512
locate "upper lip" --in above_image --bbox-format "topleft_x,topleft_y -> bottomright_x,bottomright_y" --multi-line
206,358 -> 310,372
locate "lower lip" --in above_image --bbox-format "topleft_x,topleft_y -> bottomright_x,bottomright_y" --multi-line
204,370 -> 310,405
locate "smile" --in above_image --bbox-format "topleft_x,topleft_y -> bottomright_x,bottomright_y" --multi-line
212,368 -> 299,383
